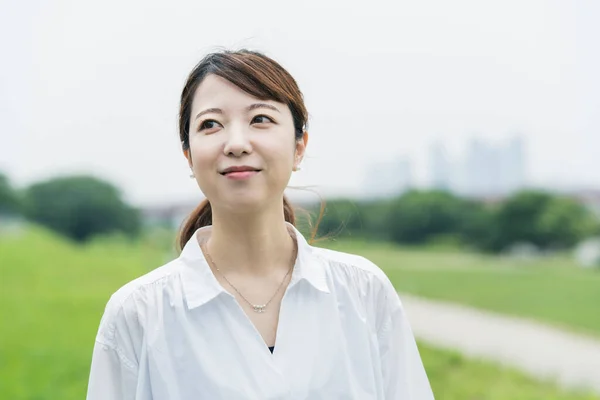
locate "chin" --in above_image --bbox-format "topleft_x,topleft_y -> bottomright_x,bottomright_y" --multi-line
222,192 -> 268,212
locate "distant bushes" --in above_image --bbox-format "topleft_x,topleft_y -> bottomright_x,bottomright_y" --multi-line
0,172 -> 141,242
0,173 -> 22,216
312,190 -> 599,253
3,169 -> 597,252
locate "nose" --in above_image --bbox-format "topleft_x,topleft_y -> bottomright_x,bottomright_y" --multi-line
223,123 -> 252,157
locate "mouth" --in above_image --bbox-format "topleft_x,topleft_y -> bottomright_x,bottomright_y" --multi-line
219,166 -> 262,180
220,168 -> 262,176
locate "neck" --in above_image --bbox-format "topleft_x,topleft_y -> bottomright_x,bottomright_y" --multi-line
205,200 -> 296,276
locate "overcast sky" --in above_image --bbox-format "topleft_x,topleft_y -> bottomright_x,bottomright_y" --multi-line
1,0 -> 598,206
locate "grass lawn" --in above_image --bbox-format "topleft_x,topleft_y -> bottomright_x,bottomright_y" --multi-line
321,238 -> 600,337
0,227 -> 598,399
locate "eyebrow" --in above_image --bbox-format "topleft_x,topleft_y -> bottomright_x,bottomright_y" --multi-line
194,103 -> 280,120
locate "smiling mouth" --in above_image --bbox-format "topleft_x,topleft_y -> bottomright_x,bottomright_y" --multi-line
220,169 -> 261,176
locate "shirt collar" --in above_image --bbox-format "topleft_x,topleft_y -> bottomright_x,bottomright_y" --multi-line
178,222 -> 330,310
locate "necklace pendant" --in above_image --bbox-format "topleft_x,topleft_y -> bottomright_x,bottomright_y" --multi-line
253,304 -> 266,313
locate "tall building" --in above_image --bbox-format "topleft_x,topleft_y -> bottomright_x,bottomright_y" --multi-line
463,138 -> 494,196
501,135 -> 527,193
429,135 -> 527,197
462,135 -> 526,197
429,141 -> 451,191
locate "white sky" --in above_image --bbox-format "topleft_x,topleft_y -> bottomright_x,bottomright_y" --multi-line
1,0 -> 598,206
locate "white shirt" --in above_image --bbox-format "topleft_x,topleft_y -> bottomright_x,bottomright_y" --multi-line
86,223 -> 434,399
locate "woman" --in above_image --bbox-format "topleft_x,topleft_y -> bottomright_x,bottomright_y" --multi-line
86,49 -> 434,399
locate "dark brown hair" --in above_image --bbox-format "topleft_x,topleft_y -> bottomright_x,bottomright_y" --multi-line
176,49 -> 324,251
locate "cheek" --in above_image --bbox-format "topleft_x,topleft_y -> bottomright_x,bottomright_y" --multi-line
263,136 -> 296,163
190,144 -> 217,193
265,148 -> 294,176
189,139 -> 216,168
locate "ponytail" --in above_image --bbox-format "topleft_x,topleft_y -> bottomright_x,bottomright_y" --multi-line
177,195 -> 299,252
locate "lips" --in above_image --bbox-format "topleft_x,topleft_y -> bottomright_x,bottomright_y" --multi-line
220,166 -> 262,175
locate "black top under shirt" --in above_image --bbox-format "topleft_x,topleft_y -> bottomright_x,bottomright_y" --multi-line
268,346 -> 274,353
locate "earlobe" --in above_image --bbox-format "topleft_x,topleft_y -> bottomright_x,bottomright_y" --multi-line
295,131 -> 309,157
183,149 -> 195,178
293,131 -> 308,171
183,148 -> 193,169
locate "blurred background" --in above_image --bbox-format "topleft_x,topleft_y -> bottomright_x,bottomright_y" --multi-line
1,0 -> 599,399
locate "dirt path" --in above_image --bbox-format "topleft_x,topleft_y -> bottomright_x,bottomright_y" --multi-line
400,293 -> 600,394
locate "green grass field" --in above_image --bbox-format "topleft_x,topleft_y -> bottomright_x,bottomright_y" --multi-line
1,227 -> 598,399
323,238 -> 600,337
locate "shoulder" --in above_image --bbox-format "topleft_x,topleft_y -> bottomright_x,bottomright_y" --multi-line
107,259 -> 181,307
311,245 -> 401,329
95,258 -> 182,347
311,245 -> 394,290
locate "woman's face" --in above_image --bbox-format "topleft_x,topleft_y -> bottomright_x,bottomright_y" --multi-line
185,74 -> 307,213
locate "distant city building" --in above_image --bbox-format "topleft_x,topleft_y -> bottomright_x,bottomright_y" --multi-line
499,135 -> 526,194
363,156 -> 412,199
429,135 -> 527,197
429,141 -> 451,191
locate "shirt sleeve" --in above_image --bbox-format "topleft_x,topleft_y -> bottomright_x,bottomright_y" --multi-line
377,275 -> 435,399
86,340 -> 138,400
86,296 -> 140,400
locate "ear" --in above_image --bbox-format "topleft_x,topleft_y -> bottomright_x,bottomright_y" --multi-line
294,131 -> 309,167
183,147 -> 193,169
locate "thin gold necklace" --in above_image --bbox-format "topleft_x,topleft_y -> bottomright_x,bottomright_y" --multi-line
201,234 -> 298,313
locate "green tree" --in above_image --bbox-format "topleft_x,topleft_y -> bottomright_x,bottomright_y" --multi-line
387,190 -> 466,244
493,190 -> 597,251
0,172 -> 21,215
537,196 -> 598,249
24,175 -> 141,241
317,199 -> 364,237
493,190 -> 552,249
359,199 -> 395,241
456,201 -> 500,251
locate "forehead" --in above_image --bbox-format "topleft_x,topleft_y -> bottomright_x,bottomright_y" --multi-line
191,74 -> 286,114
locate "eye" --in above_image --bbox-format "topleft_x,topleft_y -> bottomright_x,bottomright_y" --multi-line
198,119 -> 222,132
251,115 -> 274,124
